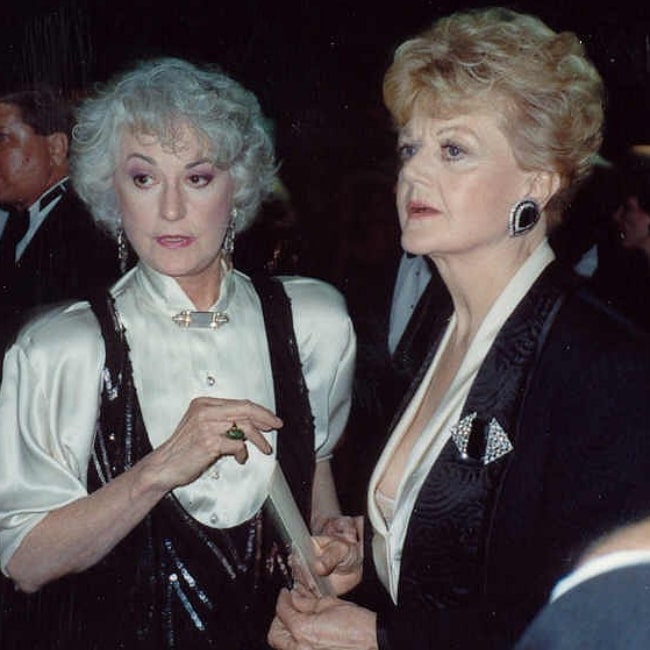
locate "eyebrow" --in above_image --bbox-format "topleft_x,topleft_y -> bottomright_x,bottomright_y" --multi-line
399,121 -> 479,139
186,158 -> 214,169
125,153 -> 214,169
435,124 -> 477,138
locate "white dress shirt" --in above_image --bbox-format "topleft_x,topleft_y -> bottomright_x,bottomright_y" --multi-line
0,262 -> 355,572
0,177 -> 68,261
368,241 -> 555,603
388,254 -> 433,354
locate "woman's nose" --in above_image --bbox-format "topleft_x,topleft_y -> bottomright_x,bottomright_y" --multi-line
401,151 -> 429,184
161,183 -> 185,221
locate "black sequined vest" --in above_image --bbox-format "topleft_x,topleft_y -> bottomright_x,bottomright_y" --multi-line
1,275 -> 315,650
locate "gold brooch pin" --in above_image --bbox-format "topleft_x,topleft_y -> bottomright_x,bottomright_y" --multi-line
172,310 -> 230,329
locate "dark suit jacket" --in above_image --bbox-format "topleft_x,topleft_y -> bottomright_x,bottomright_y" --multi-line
370,263 -> 650,650
515,563 -> 650,649
0,188 -> 120,348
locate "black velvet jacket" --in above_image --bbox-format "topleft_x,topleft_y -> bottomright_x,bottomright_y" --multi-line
0,187 -> 119,351
369,263 -> 650,649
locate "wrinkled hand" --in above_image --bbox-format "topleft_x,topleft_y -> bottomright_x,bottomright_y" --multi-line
268,588 -> 377,650
312,516 -> 364,595
146,397 -> 281,491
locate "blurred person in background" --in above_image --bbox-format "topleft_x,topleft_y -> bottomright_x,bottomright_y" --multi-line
0,86 -> 119,350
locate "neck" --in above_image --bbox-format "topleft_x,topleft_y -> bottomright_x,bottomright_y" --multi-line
19,171 -> 69,211
431,235 -> 543,342
175,256 -> 224,311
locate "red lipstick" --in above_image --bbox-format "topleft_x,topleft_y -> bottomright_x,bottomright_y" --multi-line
407,201 -> 440,218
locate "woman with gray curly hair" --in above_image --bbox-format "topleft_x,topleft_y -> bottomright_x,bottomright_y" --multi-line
269,8 -> 650,650
0,57 -> 355,649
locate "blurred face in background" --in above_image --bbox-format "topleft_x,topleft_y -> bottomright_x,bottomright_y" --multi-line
613,196 -> 650,251
0,103 -> 64,209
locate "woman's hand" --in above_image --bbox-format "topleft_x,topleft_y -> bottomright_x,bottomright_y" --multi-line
144,397 -> 281,492
311,516 -> 364,595
268,588 -> 377,650
6,396 -> 282,593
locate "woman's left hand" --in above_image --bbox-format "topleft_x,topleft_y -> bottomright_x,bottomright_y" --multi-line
268,588 -> 377,650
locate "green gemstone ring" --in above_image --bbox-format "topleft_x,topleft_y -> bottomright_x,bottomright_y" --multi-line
226,423 -> 246,440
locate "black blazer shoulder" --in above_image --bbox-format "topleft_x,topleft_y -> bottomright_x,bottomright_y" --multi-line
515,563 -> 650,649
0,189 -> 120,353
487,283 -> 650,641
12,189 -> 120,308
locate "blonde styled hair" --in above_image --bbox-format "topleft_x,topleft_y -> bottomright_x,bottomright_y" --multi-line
383,7 -> 604,225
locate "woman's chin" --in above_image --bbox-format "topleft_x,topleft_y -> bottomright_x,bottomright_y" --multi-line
142,250 -> 223,280
401,241 -> 434,258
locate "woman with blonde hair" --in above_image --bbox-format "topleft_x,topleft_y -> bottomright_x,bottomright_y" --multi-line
269,8 -> 650,649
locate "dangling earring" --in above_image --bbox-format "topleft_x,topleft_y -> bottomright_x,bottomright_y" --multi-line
222,207 -> 237,257
117,226 -> 128,274
508,199 -> 540,237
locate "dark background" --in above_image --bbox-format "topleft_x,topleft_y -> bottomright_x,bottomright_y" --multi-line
3,0 -> 650,279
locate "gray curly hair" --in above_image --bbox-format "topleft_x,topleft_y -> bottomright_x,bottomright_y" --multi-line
71,57 -> 277,237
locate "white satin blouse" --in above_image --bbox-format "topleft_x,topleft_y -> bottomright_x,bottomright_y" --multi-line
0,263 -> 355,572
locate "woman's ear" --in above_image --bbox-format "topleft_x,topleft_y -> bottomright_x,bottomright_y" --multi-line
527,171 -> 561,210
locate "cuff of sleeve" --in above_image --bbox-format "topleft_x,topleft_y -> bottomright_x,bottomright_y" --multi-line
376,609 -> 391,650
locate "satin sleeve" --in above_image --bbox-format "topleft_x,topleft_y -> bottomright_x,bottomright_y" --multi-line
281,277 -> 356,460
0,302 -> 104,573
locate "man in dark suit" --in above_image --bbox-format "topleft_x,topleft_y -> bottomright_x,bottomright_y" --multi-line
516,518 -> 650,649
0,86 -> 120,348
0,85 -> 121,638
